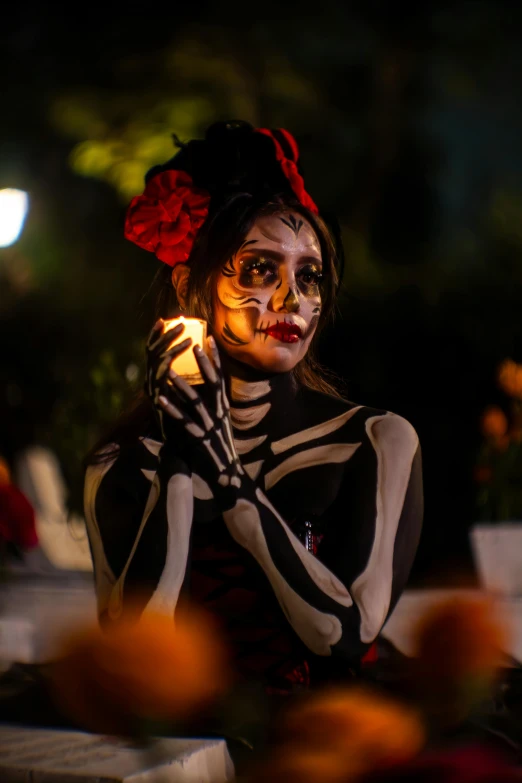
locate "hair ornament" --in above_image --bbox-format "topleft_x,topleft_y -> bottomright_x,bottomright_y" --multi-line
124,122 -> 318,266
124,170 -> 210,267
254,128 -> 319,215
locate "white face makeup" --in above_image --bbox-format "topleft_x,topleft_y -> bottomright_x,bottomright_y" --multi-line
213,212 -> 323,373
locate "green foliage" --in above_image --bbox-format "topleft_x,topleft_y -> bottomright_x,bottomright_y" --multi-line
51,347 -> 144,515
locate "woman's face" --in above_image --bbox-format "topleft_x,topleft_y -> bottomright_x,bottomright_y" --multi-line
213,211 -> 323,373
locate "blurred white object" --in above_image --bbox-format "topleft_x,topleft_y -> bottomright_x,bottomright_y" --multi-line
14,446 -> 93,572
0,726 -> 234,783
0,188 -> 29,247
470,523 -> 522,596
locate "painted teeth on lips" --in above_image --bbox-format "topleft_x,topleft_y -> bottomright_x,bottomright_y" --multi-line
263,322 -> 302,344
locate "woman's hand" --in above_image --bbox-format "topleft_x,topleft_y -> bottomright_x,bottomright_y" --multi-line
145,319 -> 192,441
158,336 -> 249,510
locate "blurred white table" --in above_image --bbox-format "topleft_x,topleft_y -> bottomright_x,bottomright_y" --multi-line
0,579 -> 520,665
0,725 -> 234,782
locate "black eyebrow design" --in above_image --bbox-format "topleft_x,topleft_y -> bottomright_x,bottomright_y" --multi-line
280,214 -> 304,236
239,239 -> 258,250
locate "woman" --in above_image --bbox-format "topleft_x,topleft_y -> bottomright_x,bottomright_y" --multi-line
85,121 -> 423,691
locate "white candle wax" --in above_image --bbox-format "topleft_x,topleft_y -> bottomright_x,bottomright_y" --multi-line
163,316 -> 208,385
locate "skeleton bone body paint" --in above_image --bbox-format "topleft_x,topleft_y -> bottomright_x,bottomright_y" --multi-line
85,212 -> 423,688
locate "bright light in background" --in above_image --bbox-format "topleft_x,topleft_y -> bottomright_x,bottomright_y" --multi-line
0,188 -> 29,248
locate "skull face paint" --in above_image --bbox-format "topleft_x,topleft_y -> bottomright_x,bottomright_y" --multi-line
213,213 -> 323,373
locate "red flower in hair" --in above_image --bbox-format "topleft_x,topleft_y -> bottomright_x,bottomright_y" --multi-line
256,127 -> 319,215
124,170 -> 211,267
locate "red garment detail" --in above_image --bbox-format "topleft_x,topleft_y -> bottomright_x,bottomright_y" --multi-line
255,128 -> 319,214
361,641 -> 378,665
124,170 -> 211,267
190,521 -> 309,691
0,483 -> 38,550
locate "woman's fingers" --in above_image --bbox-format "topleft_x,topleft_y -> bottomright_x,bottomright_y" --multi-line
158,395 -> 184,420
207,335 -> 221,370
168,368 -> 200,402
166,335 -> 192,358
156,337 -> 192,381
150,322 -> 185,352
193,345 -> 218,385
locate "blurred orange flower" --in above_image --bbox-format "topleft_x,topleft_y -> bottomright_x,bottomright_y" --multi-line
480,406 -> 508,439
497,358 -> 522,398
267,687 -> 425,782
414,596 -> 508,681
251,749 -> 348,783
413,596 -> 509,725
49,606 -> 228,736
0,457 -> 11,486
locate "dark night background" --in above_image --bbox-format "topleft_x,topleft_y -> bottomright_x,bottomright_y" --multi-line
2,1 -> 522,584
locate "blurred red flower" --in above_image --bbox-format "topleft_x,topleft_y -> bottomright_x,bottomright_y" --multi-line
124,170 -> 211,267
0,482 -> 38,550
360,744 -> 521,782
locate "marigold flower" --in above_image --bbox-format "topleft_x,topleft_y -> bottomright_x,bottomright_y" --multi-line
480,406 -> 508,439
412,596 -> 509,725
414,596 -> 508,680
497,358 -> 522,398
250,750 -> 348,783
49,606 -> 228,736
0,457 -> 11,486
277,687 -> 424,780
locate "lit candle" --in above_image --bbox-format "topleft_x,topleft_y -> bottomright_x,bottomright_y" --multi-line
163,316 -> 208,385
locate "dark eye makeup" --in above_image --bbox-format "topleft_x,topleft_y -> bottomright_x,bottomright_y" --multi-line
238,257 -> 279,288
297,265 -> 323,288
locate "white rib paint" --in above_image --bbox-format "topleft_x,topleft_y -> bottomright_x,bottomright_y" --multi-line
223,497 -> 341,655
192,472 -> 214,500
139,436 -> 163,457
264,442 -> 361,491
144,473 -> 194,618
271,406 -> 363,455
230,377 -> 271,402
256,489 -> 353,608
243,460 -> 264,481
350,414 -> 419,643
84,445 -> 119,615
230,402 -> 271,431
234,434 -> 267,455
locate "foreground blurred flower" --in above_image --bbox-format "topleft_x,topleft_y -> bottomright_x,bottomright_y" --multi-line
250,687 -> 425,783
0,456 -> 38,552
480,406 -> 509,440
498,358 -> 522,399
359,744 -> 521,783
49,606 -> 228,736
413,596 -> 509,726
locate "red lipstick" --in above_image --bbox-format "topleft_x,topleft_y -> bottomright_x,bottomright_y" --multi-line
262,321 -> 302,343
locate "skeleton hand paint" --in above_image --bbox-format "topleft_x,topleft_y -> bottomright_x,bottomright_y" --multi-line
145,319 -> 192,441
213,213 -> 323,373
158,336 -> 247,510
